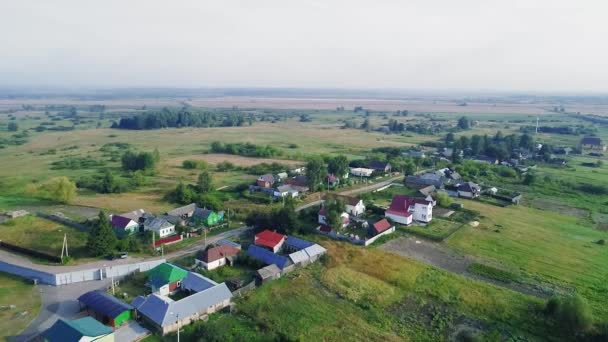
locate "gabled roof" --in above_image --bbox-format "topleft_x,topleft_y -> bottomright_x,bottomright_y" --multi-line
193,207 -> 214,220
111,215 -> 137,229
216,239 -> 241,249
368,160 -> 390,170
147,263 -> 188,287
199,245 -> 240,263
386,195 -> 430,217
255,230 -> 286,249
167,203 -> 197,217
257,173 -> 275,183
181,272 -> 217,293
77,290 -> 133,318
289,250 -> 310,264
372,219 -> 392,234
285,236 -> 315,250
132,283 -> 232,327
286,175 -> 309,187
256,264 -> 281,279
120,209 -> 146,221
419,185 -> 436,196
146,217 -> 174,232
276,184 -> 298,193
247,245 -> 290,269
458,182 -> 481,192
327,194 -> 362,206
581,136 -> 603,145
44,317 -> 113,342
303,244 -> 327,258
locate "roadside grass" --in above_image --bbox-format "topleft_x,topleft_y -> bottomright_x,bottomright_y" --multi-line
0,272 -> 41,340
446,200 -> 608,320
0,215 -> 88,258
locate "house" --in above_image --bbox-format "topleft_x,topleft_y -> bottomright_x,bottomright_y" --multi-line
254,230 -> 286,253
291,166 -> 305,174
43,317 -> 114,342
192,208 -> 224,226
273,184 -> 299,198
318,207 -> 350,227
255,264 -> 281,284
110,215 -> 139,236
326,174 -> 339,187
341,196 -> 366,216
349,167 -> 374,177
371,218 -> 394,236
288,249 -> 311,267
581,137 -> 607,152
406,173 -> 446,189
457,182 -> 481,199
285,175 -> 309,188
196,245 -> 240,270
132,282 -> 232,335
246,245 -> 291,269
145,217 -> 176,238
77,291 -> 133,328
216,239 -> 241,249
368,161 -> 392,173
166,203 -> 197,219
302,244 -> 327,262
418,185 -> 436,197
147,263 -> 188,296
385,195 -> 433,225
256,174 -> 275,188
180,272 -> 219,294
283,236 -> 315,253
120,209 -> 148,223
276,172 -> 288,181
439,168 -> 461,181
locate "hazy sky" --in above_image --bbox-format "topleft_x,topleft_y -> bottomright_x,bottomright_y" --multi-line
1,0 -> 607,92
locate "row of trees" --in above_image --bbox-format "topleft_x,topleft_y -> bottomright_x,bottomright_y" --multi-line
113,107 -> 251,130
210,141 -> 282,158
121,149 -> 159,171
305,155 -> 349,191
445,131 -> 536,161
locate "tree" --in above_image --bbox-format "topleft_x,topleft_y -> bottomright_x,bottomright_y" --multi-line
545,295 -> 592,336
471,135 -> 484,156
42,177 -> 77,204
100,170 -> 118,193
7,122 -> 18,131
325,199 -> 346,228
457,116 -> 470,129
87,211 -> 118,257
306,157 -> 326,191
197,170 -> 213,193
435,192 -> 452,207
328,155 -> 349,178
403,161 -> 416,176
172,181 -> 195,204
445,132 -> 455,145
522,173 -> 536,185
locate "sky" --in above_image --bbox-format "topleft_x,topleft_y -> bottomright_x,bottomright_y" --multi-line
1,0 -> 607,93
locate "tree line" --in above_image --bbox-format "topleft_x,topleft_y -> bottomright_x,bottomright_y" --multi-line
112,107 -> 252,130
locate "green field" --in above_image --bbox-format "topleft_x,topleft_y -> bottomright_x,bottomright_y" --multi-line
0,272 -> 41,340
446,200 -> 608,319
401,218 -> 464,241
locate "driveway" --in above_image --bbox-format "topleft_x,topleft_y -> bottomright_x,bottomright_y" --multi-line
115,321 -> 150,342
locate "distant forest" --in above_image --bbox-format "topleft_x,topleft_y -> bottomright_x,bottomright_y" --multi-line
112,108 -> 252,130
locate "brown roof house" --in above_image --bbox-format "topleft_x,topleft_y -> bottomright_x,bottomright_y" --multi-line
196,245 -> 241,271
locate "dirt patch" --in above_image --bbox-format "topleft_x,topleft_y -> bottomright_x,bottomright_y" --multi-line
166,154 -> 303,168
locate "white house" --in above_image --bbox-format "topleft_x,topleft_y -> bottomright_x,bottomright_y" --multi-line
457,182 -> 481,199
146,217 -> 176,238
318,207 -> 350,227
385,195 -> 433,225
273,185 -> 299,198
343,196 -> 366,216
195,245 -> 241,270
349,167 -> 374,177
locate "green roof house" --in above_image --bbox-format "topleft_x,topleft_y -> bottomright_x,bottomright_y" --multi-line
43,317 -> 114,342
192,208 -> 224,227
147,263 -> 188,296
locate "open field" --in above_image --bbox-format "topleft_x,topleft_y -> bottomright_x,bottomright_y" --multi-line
0,272 -> 42,340
0,215 -> 89,259
446,200 -> 608,319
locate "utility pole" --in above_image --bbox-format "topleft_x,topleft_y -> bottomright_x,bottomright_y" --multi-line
60,234 -> 69,263
111,267 -> 115,295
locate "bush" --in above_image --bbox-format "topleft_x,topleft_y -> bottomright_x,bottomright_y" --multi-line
182,159 -> 208,169
597,239 -> 605,245
435,192 -> 452,207
545,295 -> 593,336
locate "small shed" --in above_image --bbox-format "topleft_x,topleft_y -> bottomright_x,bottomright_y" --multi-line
256,264 -> 281,284
77,291 -> 133,327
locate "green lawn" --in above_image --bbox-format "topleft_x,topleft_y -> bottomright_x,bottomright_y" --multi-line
401,218 -> 463,241
446,200 -> 608,319
0,272 -> 41,340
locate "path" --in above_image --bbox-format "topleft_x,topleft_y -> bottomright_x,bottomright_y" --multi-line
380,236 -> 550,298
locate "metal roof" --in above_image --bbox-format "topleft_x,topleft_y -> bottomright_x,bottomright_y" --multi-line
285,236 -> 314,250
77,290 -> 133,319
289,250 -> 310,264
167,203 -> 197,217
133,283 -> 232,327
147,263 -> 188,287
181,272 -> 217,293
146,217 -> 174,232
256,264 -> 281,279
43,317 -> 113,342
247,245 -> 290,269
304,244 -> 327,259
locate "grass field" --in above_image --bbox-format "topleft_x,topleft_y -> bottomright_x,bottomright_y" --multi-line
401,218 -> 463,241
0,215 -> 89,259
0,272 -> 41,340
446,200 -> 608,319
154,239 -> 556,341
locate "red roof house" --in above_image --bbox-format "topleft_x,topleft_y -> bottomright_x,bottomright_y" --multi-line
385,195 -> 433,225
254,230 -> 286,253
372,219 -> 392,235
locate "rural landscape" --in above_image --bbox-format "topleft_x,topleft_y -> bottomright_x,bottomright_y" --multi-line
2,1 -> 608,341
0,90 -> 607,341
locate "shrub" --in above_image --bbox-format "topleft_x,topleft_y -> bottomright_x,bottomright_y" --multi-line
545,295 -> 593,336
597,239 -> 605,245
